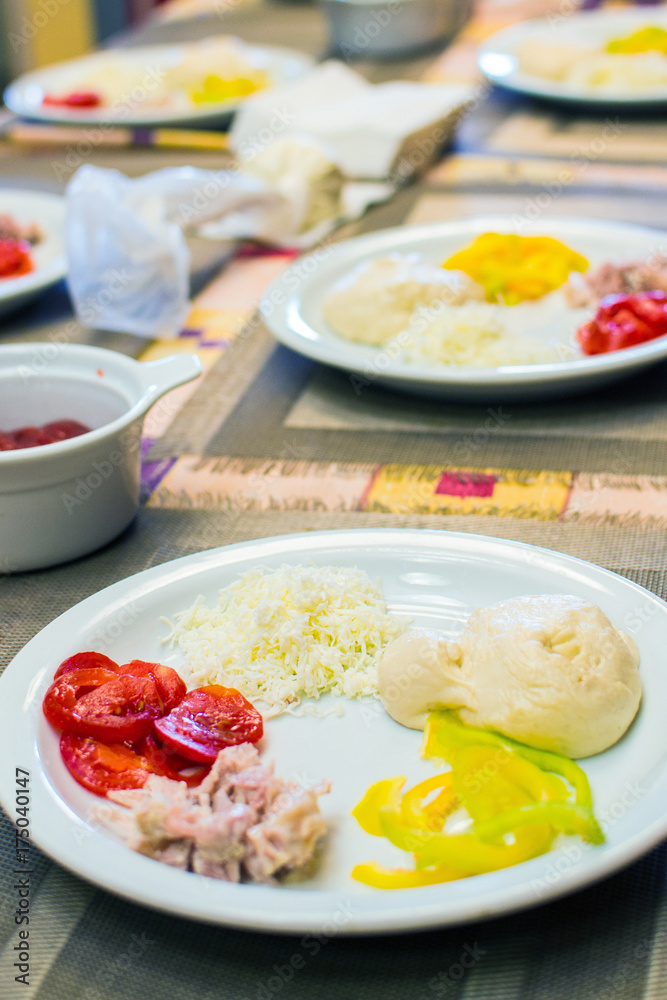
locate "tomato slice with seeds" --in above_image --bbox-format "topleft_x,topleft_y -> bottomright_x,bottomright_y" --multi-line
154,685 -> 263,763
117,661 -> 186,713
43,667 -> 119,730
60,733 -> 211,797
44,668 -> 162,742
139,735 -> 210,787
60,732 -> 151,797
54,651 -> 119,679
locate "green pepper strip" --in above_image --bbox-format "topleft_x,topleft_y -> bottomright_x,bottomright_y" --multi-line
381,799 -> 603,874
423,712 -> 593,808
472,802 -> 604,846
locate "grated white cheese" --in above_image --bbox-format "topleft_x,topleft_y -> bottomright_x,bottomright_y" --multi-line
161,564 -> 407,716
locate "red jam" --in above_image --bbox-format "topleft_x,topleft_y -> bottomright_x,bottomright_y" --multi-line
0,419 -> 91,451
42,91 -> 102,108
577,291 -> 667,355
0,239 -> 33,279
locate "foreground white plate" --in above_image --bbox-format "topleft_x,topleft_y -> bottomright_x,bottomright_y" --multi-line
478,8 -> 667,106
4,43 -> 313,127
261,216 -> 667,402
1,529 -> 666,934
0,190 -> 66,317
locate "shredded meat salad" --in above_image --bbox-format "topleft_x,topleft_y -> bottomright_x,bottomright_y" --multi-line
97,743 -> 330,884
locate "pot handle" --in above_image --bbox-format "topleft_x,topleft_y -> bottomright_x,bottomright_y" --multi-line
137,353 -> 202,406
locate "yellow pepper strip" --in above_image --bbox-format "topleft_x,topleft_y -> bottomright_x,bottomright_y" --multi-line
382,800 -> 602,873
450,745 -> 569,818
351,716 -> 603,888
190,74 -> 267,105
607,26 -> 667,55
380,808 -> 553,875
422,712 -> 593,808
351,861 -> 463,889
400,773 -> 456,831
443,233 -> 588,305
352,776 -> 405,837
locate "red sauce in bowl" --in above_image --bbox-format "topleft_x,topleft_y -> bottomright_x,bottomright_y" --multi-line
0,419 -> 91,451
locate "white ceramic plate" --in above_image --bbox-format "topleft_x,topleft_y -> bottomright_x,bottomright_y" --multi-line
1,528 -> 666,934
478,9 -> 667,106
261,215 -> 667,402
0,190 -> 66,317
4,43 -> 313,127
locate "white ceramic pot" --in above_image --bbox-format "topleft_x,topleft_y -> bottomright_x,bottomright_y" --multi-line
0,343 -> 201,572
317,0 -> 472,58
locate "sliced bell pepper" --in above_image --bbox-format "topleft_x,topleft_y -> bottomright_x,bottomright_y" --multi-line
422,712 -> 592,807
379,807 -> 553,875
352,776 -> 405,836
351,861 -> 463,889
400,773 -> 456,831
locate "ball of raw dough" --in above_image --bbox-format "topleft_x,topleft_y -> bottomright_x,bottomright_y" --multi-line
378,629 -> 467,730
377,594 -> 642,759
456,594 -> 641,758
322,254 -> 484,346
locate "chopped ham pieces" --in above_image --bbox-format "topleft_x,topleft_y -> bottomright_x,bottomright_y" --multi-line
97,743 -> 330,884
565,256 -> 667,308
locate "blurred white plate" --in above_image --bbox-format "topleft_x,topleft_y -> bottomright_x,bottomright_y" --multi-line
478,8 -> 667,106
4,42 -> 314,127
261,215 -> 667,402
0,529 -> 666,933
0,189 -> 66,317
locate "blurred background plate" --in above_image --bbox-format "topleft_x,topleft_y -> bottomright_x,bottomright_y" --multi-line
478,8 -> 667,107
261,215 -> 667,402
4,41 -> 314,127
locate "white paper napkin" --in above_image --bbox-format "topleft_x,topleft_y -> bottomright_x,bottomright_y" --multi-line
231,60 -> 474,180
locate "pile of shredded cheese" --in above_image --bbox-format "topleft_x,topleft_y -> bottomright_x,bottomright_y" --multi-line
386,303 -> 561,367
162,564 -> 406,715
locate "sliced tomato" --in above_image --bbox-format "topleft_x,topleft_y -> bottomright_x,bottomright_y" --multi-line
54,651 -> 119,679
153,685 -> 263,763
44,668 -> 162,741
139,735 -> 210,787
61,732 -> 211,798
60,732 -> 152,797
117,660 -> 186,713
43,667 -> 119,730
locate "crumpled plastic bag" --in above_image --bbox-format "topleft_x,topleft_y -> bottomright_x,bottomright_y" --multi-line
65,163 -> 317,338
